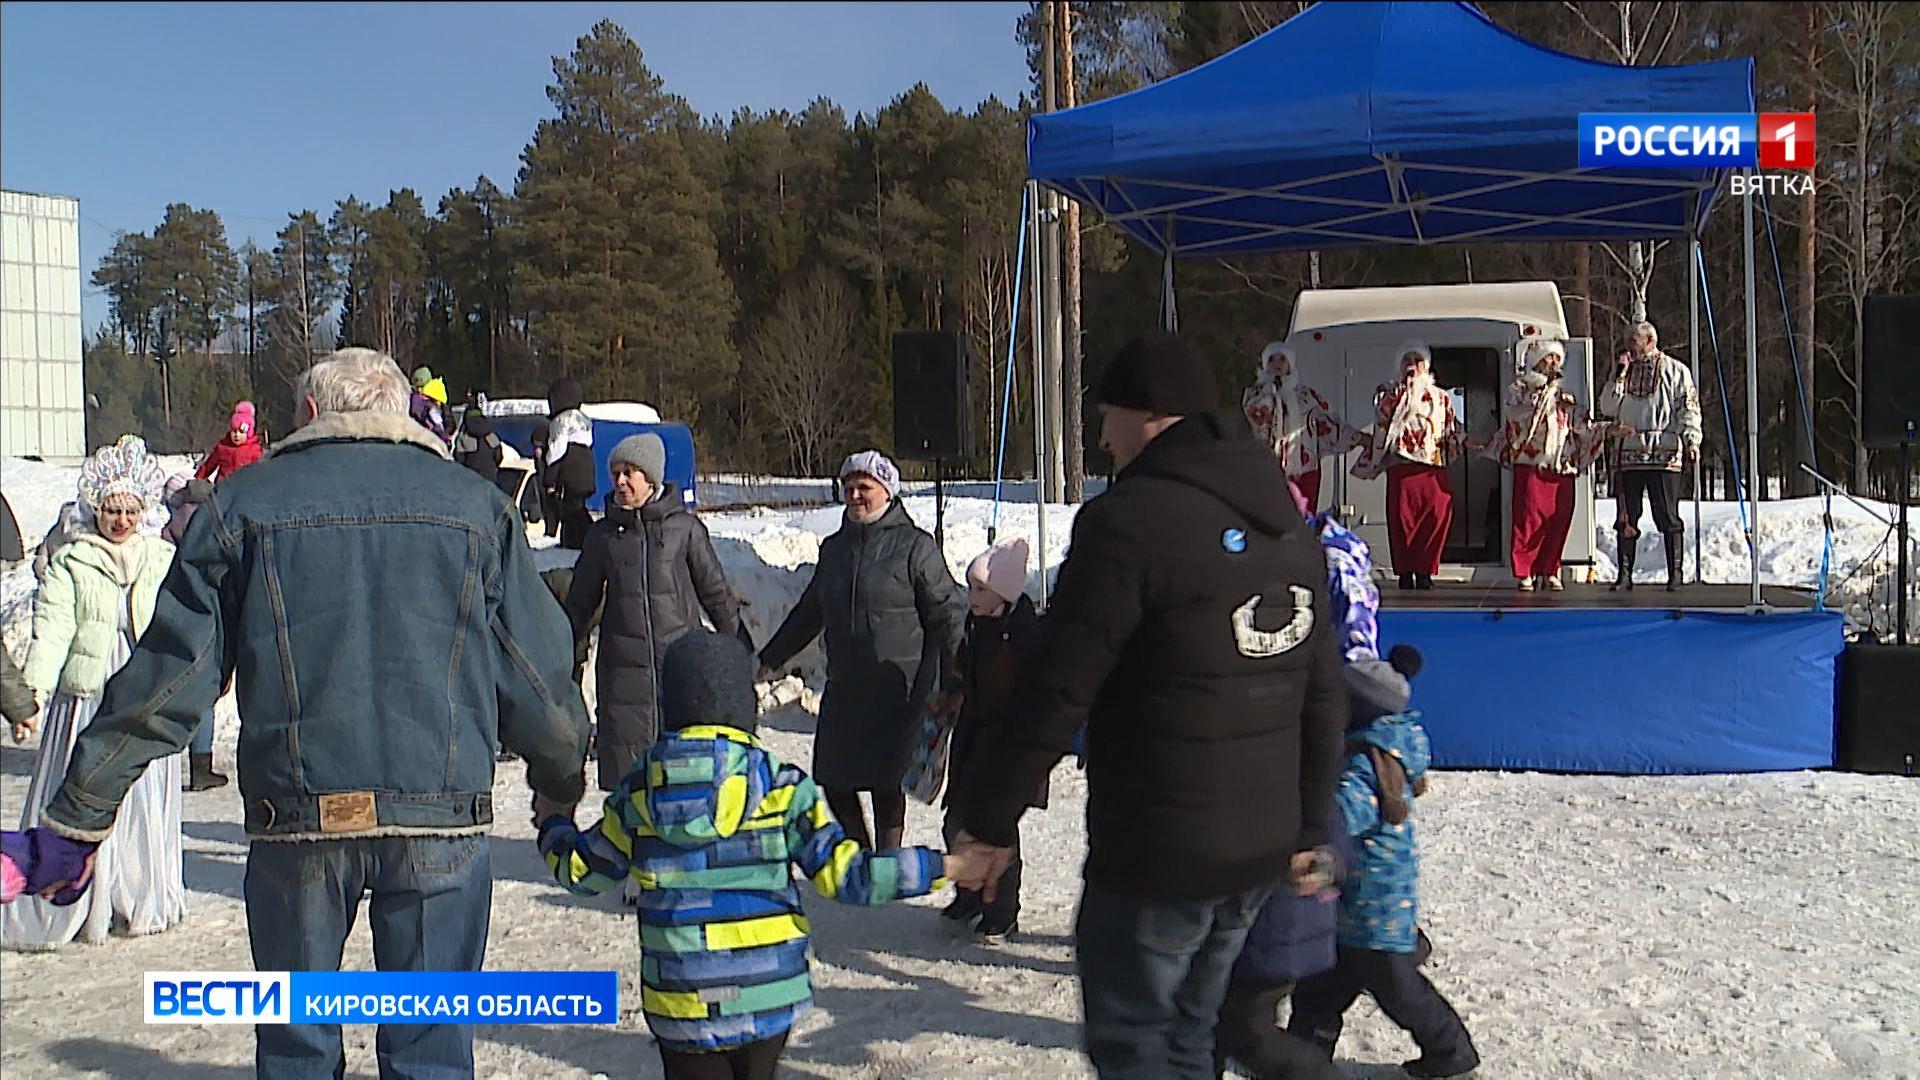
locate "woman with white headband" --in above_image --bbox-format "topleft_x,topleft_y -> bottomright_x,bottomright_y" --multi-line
1489,339 -> 1625,591
1243,342 -> 1360,513
1351,341 -> 1464,591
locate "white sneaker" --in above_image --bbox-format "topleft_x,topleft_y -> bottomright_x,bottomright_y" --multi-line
1544,573 -> 1564,591
1516,577 -> 1535,592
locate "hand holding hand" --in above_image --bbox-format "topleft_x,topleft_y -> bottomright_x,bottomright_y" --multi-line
947,830 -> 1015,902
18,828 -> 99,906
10,714 -> 35,745
531,792 -> 578,830
1289,849 -> 1337,897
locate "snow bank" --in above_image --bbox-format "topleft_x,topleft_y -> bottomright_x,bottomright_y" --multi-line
484,399 -> 664,424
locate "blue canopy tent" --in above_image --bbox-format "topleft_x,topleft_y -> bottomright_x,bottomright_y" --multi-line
1023,2 -> 1841,773
1027,0 -> 1752,258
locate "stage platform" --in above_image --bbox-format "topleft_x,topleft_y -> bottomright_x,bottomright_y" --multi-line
1371,581 -> 1844,775
1377,580 -> 1816,612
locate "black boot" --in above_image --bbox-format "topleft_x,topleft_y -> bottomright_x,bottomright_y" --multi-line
186,751 -> 229,792
1414,574 -> 1435,591
1399,574 -> 1416,591
1611,531 -> 1637,591
1665,532 -> 1686,592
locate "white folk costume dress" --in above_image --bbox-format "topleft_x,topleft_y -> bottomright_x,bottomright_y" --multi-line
1492,341 -> 1613,579
1352,344 -> 1463,576
1,436 -> 187,951
1242,344 -> 1359,513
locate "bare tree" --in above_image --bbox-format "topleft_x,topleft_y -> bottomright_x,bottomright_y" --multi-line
1811,0 -> 1920,490
744,266 -> 864,474
1560,2 -> 1692,328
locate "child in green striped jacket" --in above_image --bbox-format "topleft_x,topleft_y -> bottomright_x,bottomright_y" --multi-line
538,630 -> 955,1080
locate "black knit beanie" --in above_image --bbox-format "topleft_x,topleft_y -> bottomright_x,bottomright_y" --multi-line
660,631 -> 759,735
1093,333 -> 1219,416
547,377 -> 586,417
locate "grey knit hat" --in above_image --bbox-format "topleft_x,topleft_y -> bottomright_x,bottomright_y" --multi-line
1344,644 -> 1424,722
660,631 -> 759,735
609,433 -> 666,490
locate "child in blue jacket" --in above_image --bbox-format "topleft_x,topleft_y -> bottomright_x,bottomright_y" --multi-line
1286,645 -> 1480,1079
537,630 -> 955,1080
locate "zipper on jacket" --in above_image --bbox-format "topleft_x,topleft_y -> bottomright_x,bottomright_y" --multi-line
638,513 -> 660,745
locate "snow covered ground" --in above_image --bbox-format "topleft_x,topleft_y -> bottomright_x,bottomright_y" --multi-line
3,459 -> 1918,1078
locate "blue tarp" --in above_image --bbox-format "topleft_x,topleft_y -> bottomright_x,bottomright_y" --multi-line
1028,1 -> 1756,256
488,418 -> 698,513
1376,609 -> 1842,773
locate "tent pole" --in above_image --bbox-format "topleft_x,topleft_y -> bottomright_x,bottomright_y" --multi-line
1028,180 -> 1050,613
1161,216 -> 1178,332
1689,235 -> 1702,583
1744,170 -> 1763,609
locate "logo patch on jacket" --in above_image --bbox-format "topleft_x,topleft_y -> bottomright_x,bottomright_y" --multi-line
1221,528 -> 1247,553
1230,586 -> 1314,658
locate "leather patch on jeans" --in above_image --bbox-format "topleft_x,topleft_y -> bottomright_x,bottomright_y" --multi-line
317,792 -> 378,833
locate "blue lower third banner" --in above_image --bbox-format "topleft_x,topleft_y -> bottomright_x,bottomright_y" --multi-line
145,971 -> 619,1024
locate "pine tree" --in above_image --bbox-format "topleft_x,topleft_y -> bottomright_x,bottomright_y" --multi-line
513,19 -> 739,423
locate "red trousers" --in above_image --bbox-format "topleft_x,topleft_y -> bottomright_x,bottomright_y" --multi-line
1385,463 -> 1452,575
1289,467 -> 1323,514
1510,465 -> 1576,578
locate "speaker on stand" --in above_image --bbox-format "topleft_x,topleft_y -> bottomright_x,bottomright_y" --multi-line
1862,295 -> 1920,645
892,331 -> 976,554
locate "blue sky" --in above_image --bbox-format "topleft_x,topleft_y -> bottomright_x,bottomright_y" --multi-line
0,1 -> 1033,330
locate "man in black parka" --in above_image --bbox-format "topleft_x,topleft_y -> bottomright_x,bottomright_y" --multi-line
948,333 -> 1348,1080
566,434 -> 743,793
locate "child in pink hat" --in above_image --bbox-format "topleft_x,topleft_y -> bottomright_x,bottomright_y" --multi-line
195,400 -> 263,482
941,537 -> 1042,943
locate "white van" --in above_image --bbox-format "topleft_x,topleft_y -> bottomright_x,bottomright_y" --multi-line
1285,281 -> 1597,578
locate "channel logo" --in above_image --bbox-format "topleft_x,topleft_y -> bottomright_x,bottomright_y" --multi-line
1578,113 -> 1815,169
144,970 -> 620,1025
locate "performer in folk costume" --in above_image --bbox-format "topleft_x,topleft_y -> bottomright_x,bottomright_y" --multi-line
1243,342 -> 1361,514
1596,322 -> 1702,591
1484,339 -> 1625,592
1352,341 -> 1464,591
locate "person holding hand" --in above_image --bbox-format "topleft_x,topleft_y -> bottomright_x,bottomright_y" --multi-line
945,334 -> 1346,1080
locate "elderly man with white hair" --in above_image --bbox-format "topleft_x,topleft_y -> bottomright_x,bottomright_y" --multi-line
26,347 -> 591,1079
1352,341 -> 1464,590
1597,321 -> 1702,591
1243,342 -> 1361,514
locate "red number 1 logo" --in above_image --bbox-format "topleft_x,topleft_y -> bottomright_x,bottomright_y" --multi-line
1758,113 -> 1816,169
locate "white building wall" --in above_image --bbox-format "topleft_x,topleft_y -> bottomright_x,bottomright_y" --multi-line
0,191 -> 86,459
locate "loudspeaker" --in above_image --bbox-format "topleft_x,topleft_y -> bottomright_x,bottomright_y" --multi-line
1861,295 -> 1920,448
892,331 -> 975,460
1837,642 -> 1920,775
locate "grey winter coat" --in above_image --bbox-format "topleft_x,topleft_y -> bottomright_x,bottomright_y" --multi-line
566,484 -> 743,789
759,499 -> 967,791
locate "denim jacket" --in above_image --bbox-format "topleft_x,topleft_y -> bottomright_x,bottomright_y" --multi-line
43,410 -> 590,843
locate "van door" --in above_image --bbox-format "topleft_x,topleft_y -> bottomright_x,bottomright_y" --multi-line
1430,345 -> 1503,563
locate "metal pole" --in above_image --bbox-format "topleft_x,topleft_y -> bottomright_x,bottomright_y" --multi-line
1689,236 -> 1703,583
1901,435 -> 1911,646
1028,180 -> 1050,613
934,458 -> 945,559
1161,217 -> 1178,332
1744,171 -> 1763,609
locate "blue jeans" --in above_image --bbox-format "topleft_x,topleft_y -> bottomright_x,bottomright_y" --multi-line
245,835 -> 492,1080
1075,879 -> 1274,1080
190,708 -> 215,754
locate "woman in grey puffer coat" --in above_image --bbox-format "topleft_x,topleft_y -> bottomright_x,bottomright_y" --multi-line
758,451 -> 966,851
567,434 -> 743,791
